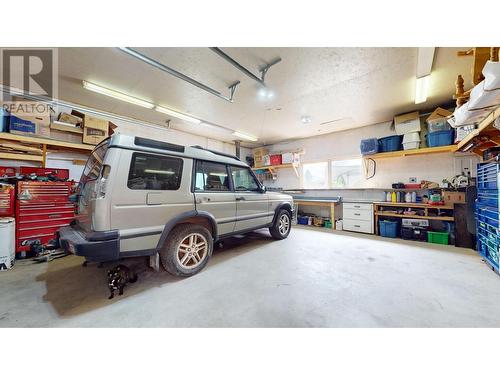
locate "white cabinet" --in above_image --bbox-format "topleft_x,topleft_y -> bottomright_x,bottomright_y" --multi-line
342,202 -> 374,234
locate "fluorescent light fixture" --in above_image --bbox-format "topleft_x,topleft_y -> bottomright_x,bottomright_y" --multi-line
144,169 -> 175,175
415,75 -> 430,104
232,131 -> 258,142
155,106 -> 201,124
82,81 -> 154,109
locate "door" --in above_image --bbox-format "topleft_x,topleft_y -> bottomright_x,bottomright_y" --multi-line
111,152 -> 195,253
230,165 -> 272,231
193,160 -> 237,235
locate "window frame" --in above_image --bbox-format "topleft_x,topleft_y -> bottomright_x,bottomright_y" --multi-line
126,152 -> 184,191
329,157 -> 363,189
192,160 -> 233,193
300,160 -> 330,190
300,157 -> 364,189
229,165 -> 262,193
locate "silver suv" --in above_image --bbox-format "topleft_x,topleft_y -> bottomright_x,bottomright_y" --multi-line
59,134 -> 293,276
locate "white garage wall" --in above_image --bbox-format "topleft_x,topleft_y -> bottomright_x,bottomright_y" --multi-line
260,120 -> 478,192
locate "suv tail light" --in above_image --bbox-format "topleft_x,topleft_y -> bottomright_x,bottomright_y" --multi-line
96,165 -> 111,198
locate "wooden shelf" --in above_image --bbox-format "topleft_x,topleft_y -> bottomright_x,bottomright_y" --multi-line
363,145 -> 458,159
456,105 -> 500,155
252,163 -> 299,177
374,212 -> 454,222
0,152 -> 43,163
373,202 -> 455,210
0,132 -> 94,151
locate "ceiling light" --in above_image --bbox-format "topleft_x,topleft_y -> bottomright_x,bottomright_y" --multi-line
301,115 -> 312,124
82,81 -> 154,109
257,87 -> 275,100
415,75 -> 430,104
155,106 -> 201,124
232,131 -> 258,142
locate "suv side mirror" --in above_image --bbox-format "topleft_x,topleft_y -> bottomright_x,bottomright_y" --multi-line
260,185 -> 267,193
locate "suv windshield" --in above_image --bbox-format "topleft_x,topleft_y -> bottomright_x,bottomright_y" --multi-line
81,141 -> 108,184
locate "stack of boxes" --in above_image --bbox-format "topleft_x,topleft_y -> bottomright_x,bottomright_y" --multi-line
252,147 -> 299,168
1,98 -> 116,146
394,111 -> 421,150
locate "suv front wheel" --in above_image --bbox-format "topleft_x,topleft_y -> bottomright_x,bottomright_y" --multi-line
160,224 -> 213,277
269,209 -> 291,240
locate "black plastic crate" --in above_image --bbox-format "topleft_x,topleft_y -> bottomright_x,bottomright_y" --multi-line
401,226 -> 428,242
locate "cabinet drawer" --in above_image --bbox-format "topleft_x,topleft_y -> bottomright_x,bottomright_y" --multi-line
343,219 -> 374,234
343,202 -> 373,211
343,208 -> 373,221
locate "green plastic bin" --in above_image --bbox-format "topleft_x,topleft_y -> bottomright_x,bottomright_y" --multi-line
427,231 -> 449,245
324,219 -> 332,229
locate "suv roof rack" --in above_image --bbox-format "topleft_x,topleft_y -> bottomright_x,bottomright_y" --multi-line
191,145 -> 241,161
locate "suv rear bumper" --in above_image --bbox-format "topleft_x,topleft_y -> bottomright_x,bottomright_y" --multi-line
58,225 -> 120,262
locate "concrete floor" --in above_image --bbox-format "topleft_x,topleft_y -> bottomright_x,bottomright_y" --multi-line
1,226 -> 499,327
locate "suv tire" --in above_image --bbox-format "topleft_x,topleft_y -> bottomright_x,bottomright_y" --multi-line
269,209 -> 291,240
160,224 -> 213,277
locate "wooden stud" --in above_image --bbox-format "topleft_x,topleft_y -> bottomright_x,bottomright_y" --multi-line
41,144 -> 47,168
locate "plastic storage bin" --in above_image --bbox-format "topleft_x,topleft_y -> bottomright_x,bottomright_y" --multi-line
269,154 -> 282,165
426,129 -> 454,147
297,216 -> 309,225
402,132 -> 420,150
401,226 -> 428,241
379,220 -> 398,238
427,231 -> 449,245
427,118 -> 451,133
378,135 -> 402,152
360,138 -> 379,155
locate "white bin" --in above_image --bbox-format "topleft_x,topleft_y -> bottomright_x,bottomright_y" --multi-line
0,217 -> 15,271
402,132 -> 421,150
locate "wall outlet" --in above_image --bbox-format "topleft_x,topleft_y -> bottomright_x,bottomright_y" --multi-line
409,177 -> 417,183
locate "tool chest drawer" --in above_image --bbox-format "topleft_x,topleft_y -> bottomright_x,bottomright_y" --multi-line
0,184 -> 15,216
17,181 -> 73,202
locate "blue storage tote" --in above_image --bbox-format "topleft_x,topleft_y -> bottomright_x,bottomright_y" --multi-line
360,138 -> 379,155
9,115 -> 36,135
379,220 -> 399,238
426,129 -> 454,147
378,135 -> 402,152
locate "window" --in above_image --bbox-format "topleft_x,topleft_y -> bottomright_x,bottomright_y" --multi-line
81,141 -> 108,183
331,158 -> 362,188
194,161 -> 230,192
127,153 -> 183,190
231,166 -> 260,191
302,162 -> 329,189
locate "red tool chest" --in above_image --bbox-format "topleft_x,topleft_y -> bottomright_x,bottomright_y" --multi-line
0,184 -> 15,216
19,167 -> 70,180
16,181 -> 75,254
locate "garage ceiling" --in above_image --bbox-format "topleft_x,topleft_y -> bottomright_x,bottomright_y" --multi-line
56,47 -> 473,146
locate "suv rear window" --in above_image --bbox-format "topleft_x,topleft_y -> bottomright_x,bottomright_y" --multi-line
127,152 -> 183,190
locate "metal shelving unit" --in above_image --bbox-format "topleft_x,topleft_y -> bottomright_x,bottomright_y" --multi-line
476,161 -> 500,273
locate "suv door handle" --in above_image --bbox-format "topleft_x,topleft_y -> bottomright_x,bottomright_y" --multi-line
236,197 -> 246,201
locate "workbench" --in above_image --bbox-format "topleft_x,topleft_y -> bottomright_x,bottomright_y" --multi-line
373,201 -> 455,235
293,198 -> 341,230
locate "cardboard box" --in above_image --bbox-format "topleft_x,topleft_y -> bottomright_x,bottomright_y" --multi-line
282,152 -> 299,164
443,191 -> 466,205
51,121 -> 84,134
394,111 -> 421,135
49,128 -> 83,144
9,115 -> 37,136
58,112 -> 83,125
426,107 -> 453,124
253,147 -> 268,158
72,110 -> 110,145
